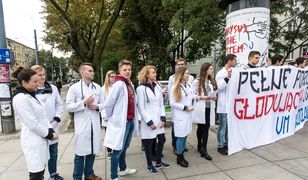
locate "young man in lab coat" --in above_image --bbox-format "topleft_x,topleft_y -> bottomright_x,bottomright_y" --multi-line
104,60 -> 138,180
66,63 -> 104,180
215,54 -> 237,156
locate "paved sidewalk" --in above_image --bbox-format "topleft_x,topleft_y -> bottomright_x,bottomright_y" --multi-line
1,123 -> 308,180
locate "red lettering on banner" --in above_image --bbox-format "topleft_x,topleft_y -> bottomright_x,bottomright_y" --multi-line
225,24 -> 248,36
226,44 -> 244,54
234,91 -> 302,120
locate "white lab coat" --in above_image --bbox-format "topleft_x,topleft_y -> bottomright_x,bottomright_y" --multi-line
66,80 -> 104,156
215,67 -> 229,113
100,85 -> 111,127
103,81 -> 139,151
168,74 -> 194,122
13,92 -> 51,172
170,83 -> 195,137
36,84 -> 64,145
137,84 -> 166,139
191,79 -> 216,125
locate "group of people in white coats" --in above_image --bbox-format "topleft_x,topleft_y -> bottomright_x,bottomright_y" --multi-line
12,55 -> 235,180
12,65 -> 64,180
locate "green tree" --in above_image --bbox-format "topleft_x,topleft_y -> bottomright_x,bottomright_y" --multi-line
164,0 -> 224,63
121,0 -> 177,79
270,0 -> 308,62
42,0 -> 126,82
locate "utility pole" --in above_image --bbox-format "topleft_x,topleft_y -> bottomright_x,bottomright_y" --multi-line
0,0 -> 16,134
34,29 -> 39,65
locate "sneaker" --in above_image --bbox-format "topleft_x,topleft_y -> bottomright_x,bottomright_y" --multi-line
50,174 -> 64,180
155,162 -> 170,169
118,168 -> 137,176
107,152 -> 112,159
217,147 -> 228,155
147,165 -> 158,175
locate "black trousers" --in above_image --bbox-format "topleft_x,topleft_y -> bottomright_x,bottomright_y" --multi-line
29,169 -> 44,180
143,133 -> 166,167
196,108 -> 210,150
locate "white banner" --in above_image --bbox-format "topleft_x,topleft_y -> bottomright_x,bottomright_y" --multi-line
226,7 -> 270,66
227,66 -> 308,155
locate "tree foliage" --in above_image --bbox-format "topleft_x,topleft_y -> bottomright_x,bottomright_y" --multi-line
42,0 -> 126,82
120,0 -> 176,80
270,0 -> 308,62
164,0 -> 224,62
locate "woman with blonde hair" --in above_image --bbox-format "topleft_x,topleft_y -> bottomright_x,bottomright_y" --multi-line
170,67 -> 195,168
192,62 -> 217,161
137,66 -> 170,175
101,70 -> 116,159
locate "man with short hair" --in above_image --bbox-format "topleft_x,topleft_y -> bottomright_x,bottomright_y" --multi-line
104,60 -> 138,180
247,51 -> 261,68
168,58 -> 194,154
215,54 -> 237,155
66,63 -> 104,180
270,54 -> 284,66
295,57 -> 306,68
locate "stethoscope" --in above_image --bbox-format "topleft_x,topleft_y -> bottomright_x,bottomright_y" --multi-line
180,83 -> 190,97
80,81 -> 96,99
144,86 -> 155,103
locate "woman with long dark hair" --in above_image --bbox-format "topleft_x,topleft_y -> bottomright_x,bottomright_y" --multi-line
192,63 -> 217,161
12,67 -> 58,180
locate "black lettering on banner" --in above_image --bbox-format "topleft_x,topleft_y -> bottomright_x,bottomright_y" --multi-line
250,71 -> 259,93
283,68 -> 291,89
271,68 -> 282,90
238,71 -> 248,94
261,70 -> 269,92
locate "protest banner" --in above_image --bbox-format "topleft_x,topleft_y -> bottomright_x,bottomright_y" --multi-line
227,66 -> 308,155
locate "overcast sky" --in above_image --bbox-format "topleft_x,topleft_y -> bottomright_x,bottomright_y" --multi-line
2,0 -> 65,57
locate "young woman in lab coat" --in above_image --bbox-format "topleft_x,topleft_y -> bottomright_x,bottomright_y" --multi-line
12,67 -> 58,180
137,66 -> 170,175
170,67 -> 195,168
101,70 -> 116,159
191,63 -> 217,161
31,65 -> 64,180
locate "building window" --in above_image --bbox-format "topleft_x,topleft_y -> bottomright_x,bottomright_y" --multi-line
285,51 -> 294,60
288,20 -> 296,31
303,45 -> 308,58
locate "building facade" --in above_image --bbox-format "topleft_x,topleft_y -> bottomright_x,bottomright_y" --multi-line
6,38 -> 35,68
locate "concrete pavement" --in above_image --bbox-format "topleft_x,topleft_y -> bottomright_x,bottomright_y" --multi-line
1,84 -> 308,179
1,123 -> 308,180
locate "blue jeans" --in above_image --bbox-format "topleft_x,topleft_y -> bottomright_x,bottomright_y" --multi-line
110,121 -> 134,179
176,136 -> 187,155
73,154 -> 95,179
48,143 -> 58,177
217,113 -> 228,148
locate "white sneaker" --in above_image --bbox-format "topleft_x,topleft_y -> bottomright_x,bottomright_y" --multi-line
118,168 -> 137,176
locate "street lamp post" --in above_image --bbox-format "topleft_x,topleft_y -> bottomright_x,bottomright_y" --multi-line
0,0 -> 16,134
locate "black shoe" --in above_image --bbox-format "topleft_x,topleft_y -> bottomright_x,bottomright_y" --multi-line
200,149 -> 205,157
203,151 -> 212,161
177,155 -> 188,168
224,145 -> 228,150
217,147 -> 228,155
